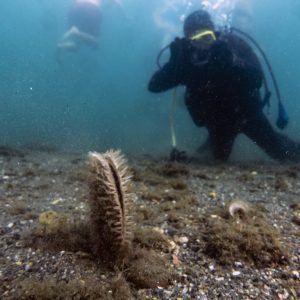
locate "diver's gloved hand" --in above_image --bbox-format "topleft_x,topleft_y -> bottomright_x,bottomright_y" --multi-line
169,147 -> 187,162
170,37 -> 192,67
209,40 -> 233,68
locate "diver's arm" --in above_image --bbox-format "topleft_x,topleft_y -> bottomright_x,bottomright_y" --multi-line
149,38 -> 190,93
148,62 -> 183,93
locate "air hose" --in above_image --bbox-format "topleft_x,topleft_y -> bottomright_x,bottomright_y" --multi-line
231,27 -> 289,129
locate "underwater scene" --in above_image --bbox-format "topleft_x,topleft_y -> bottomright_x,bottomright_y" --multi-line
0,0 -> 300,299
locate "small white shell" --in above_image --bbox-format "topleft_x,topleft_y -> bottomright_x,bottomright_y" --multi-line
228,200 -> 250,217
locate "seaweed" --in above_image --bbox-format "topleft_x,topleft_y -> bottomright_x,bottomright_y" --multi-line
203,200 -> 289,267
274,177 -> 291,191
24,214 -> 91,254
110,273 -> 133,300
154,161 -> 189,177
170,179 -> 188,190
133,227 -> 172,253
134,205 -> 155,222
124,247 -> 171,289
14,275 -> 113,300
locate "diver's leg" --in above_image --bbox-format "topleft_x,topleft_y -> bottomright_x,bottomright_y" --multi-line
56,42 -> 79,64
208,128 -> 236,162
73,30 -> 98,48
56,26 -> 80,61
62,26 -> 80,40
243,112 -> 300,162
62,26 -> 98,48
185,92 -> 206,127
57,40 -> 78,51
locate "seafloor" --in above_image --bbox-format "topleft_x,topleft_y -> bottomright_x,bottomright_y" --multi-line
0,145 -> 299,299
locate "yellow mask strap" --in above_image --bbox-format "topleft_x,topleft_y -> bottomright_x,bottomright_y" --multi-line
190,30 -> 217,41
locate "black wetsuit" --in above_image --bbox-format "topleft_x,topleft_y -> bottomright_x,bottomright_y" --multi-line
149,32 -> 300,162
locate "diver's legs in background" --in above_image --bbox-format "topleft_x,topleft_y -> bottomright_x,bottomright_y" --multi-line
56,39 -> 79,64
70,28 -> 98,48
242,112 -> 300,162
56,26 -> 98,63
208,128 -> 236,162
57,40 -> 78,51
60,26 -> 98,49
56,26 -> 80,63
62,26 -> 80,40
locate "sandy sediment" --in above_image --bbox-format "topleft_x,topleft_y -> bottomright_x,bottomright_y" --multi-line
0,146 -> 299,299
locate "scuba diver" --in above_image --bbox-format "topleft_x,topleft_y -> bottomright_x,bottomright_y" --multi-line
56,0 -> 126,62
148,9 -> 300,162
57,0 -> 102,54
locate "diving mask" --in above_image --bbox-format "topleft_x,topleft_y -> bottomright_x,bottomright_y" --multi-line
190,30 -> 217,46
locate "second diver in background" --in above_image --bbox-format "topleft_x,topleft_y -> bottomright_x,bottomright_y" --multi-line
58,0 -> 102,56
56,0 -> 126,62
